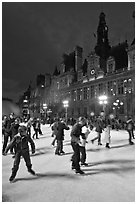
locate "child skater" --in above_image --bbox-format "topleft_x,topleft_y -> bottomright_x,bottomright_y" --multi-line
4,125 -> 36,182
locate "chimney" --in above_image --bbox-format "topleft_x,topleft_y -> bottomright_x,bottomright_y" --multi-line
75,46 -> 83,72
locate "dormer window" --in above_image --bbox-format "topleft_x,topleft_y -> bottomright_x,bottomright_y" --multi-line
107,57 -> 115,74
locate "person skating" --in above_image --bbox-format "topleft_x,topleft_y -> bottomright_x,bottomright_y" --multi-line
27,117 -> 33,137
79,121 -> 90,166
126,117 -> 134,145
2,113 -> 15,155
10,117 -> 20,155
104,117 -> 111,148
37,118 -> 43,135
70,117 -> 87,174
32,118 -> 40,139
50,118 -> 58,147
3,125 -> 36,183
55,118 -> 69,155
91,116 -> 104,145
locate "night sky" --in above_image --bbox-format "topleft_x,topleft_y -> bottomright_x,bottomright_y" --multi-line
2,2 -> 135,102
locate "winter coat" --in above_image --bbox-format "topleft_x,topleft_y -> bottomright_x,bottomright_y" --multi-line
51,122 -> 59,136
11,123 -> 20,138
5,133 -> 35,154
55,121 -> 70,140
70,123 -> 86,144
95,118 -> 104,133
80,125 -> 90,147
4,118 -> 15,134
126,119 -> 134,131
32,121 -> 39,130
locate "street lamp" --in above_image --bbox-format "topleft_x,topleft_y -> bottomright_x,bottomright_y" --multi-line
43,103 -> 47,120
90,112 -> 95,117
98,95 -> 108,112
63,100 -> 69,123
23,99 -> 28,103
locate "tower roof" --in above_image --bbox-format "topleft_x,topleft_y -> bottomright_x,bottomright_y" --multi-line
53,66 -> 60,76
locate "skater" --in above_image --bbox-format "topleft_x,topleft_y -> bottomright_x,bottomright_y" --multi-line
55,118 -> 69,155
104,117 -> 111,148
32,118 -> 40,139
50,118 -> 58,147
2,113 -> 15,155
2,115 -> 7,137
37,118 -> 43,135
79,121 -> 90,166
70,117 -> 87,174
10,117 -> 20,154
3,125 -> 36,182
27,117 -> 33,137
91,116 -> 104,145
126,117 -> 134,145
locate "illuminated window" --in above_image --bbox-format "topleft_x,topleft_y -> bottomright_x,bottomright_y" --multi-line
118,79 -> 124,95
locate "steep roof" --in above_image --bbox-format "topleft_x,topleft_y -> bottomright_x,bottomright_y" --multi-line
110,41 -> 128,70
53,66 -> 60,76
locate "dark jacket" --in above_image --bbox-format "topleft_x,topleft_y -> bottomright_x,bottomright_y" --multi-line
56,121 -> 69,140
95,118 -> 104,133
126,119 -> 134,131
70,123 -> 86,143
5,133 -> 35,154
32,121 -> 39,130
11,123 -> 20,138
4,118 -> 15,134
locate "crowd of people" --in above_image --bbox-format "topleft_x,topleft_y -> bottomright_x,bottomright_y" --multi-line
2,112 -> 135,182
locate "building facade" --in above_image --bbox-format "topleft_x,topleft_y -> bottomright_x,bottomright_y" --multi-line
22,11 -> 134,122
47,12 -> 135,121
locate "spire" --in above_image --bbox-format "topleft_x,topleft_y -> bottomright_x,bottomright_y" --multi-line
53,66 -> 60,76
94,12 -> 111,73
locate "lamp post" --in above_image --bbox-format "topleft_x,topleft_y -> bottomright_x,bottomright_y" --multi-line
43,103 -> 47,121
63,100 -> 69,123
90,112 -> 95,117
98,95 -> 108,114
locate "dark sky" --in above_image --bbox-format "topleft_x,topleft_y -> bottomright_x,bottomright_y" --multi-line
2,2 -> 135,102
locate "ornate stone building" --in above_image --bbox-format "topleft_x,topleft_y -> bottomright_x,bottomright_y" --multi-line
26,12 -> 134,121
47,12 -> 135,121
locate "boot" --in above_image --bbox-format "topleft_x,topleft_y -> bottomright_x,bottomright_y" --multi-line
129,141 -> 134,145
9,176 -> 15,183
105,143 -> 111,148
28,168 -> 35,175
9,171 -> 17,182
75,169 -> 85,174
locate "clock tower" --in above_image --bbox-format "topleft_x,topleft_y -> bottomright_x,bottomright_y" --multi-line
95,12 -> 111,73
